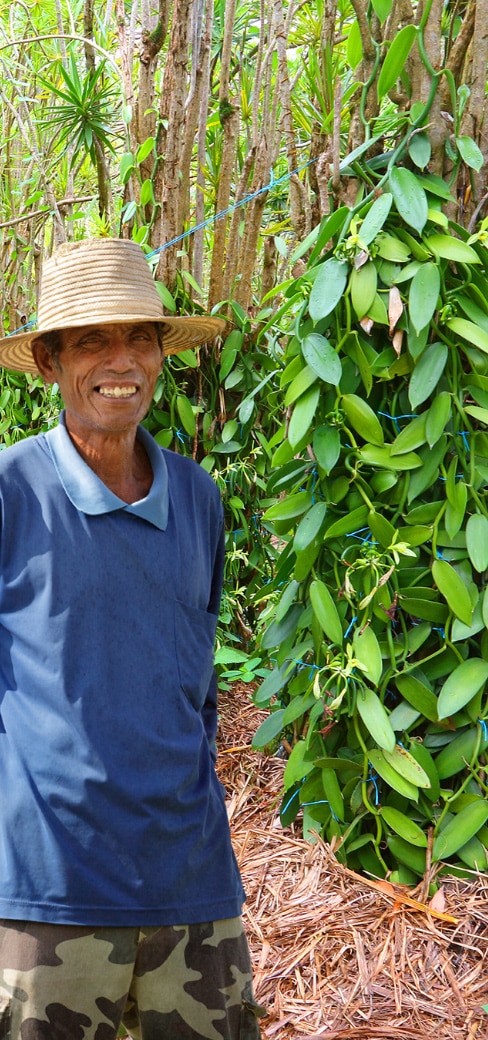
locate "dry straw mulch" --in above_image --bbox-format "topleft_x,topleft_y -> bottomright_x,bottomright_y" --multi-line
217,686 -> 488,1040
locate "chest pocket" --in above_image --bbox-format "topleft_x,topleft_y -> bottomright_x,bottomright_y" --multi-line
174,600 -> 218,710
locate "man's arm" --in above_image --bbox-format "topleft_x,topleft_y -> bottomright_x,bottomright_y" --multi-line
202,511 -> 225,762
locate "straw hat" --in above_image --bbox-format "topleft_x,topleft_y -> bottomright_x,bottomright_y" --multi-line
0,238 -> 226,373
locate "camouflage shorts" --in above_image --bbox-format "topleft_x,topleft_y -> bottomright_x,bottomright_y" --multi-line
0,916 -> 266,1040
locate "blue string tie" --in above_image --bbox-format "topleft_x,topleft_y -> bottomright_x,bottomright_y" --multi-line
365,768 -> 380,805
344,616 -> 358,639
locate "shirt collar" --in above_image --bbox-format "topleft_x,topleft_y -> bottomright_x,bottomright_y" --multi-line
45,411 -> 169,530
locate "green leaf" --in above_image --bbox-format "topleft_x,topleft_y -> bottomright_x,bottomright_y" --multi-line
432,559 -> 473,626
465,405 -> 488,423
283,740 -> 316,787
346,17 -> 362,68
275,581 -> 300,624
289,225 -> 321,264
437,659 -> 488,720
288,385 -> 321,449
377,25 -> 417,101
389,701 -> 421,732
457,296 -> 488,333
155,280 -> 177,313
457,835 -> 488,871
342,331 -> 375,392
445,478 -> 467,541
447,317 -> 488,354
408,132 -> 431,170
221,419 -> 238,443
309,259 -> 349,321
371,0 -> 392,22
433,799 -> 488,862
211,440 -> 242,455
408,741 -> 440,802
309,209 -> 350,264
260,604 -> 304,650
408,342 -> 448,408
406,438 -> 447,503
368,509 -> 395,548
375,233 -> 412,262
293,502 -> 327,553
386,835 -> 425,873
452,599 -> 485,643
301,334 -> 342,384
456,136 -> 484,172
119,151 -> 135,183
252,709 -> 286,749
220,330 -> 242,379
359,193 -> 393,245
140,179 -> 155,206
321,767 -> 345,821
382,744 -> 431,787
254,665 -> 290,705
425,391 -> 451,447
466,513 -> 488,572
310,579 -> 343,645
357,688 -> 396,752
358,444 -> 421,470
136,136 -> 155,163
381,806 -> 428,846
350,263 -> 378,319
367,294 -> 389,326
263,491 -> 312,522
395,674 -> 438,722
353,627 -> 383,685
389,165 -> 428,234
408,262 -> 440,333
324,505 -> 369,540
284,365 -> 318,407
426,235 -> 481,263
416,173 -> 455,202
435,727 -> 486,779
214,647 -> 249,665
175,395 -> 195,437
282,692 -> 316,726
313,425 -> 341,473
391,414 -> 426,455
368,749 -> 419,799
341,394 -> 384,446
122,200 -> 137,224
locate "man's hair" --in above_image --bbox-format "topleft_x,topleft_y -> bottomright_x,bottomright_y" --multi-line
35,329 -> 63,365
156,324 -> 165,355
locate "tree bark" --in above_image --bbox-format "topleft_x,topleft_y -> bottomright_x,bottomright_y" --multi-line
154,0 -> 193,288
207,0 -> 240,307
193,0 -> 214,294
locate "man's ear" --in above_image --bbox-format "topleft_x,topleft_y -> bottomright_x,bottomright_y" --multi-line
31,338 -> 60,382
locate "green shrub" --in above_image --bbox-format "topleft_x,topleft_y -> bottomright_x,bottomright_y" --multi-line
252,177 -> 488,879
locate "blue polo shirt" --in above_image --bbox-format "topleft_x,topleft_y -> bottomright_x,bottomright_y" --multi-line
0,415 -> 245,925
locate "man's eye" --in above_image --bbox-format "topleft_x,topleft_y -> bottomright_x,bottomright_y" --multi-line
80,341 -> 104,351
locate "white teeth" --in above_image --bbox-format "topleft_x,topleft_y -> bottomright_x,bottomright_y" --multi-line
98,386 -> 136,398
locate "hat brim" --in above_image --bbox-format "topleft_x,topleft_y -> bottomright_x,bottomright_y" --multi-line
0,315 -> 227,374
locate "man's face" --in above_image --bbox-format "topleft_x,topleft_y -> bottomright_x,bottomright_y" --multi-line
32,322 -> 163,439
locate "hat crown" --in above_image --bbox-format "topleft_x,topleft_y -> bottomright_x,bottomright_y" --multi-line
38,239 -> 164,331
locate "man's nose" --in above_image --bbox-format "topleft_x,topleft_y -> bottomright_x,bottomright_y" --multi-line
105,334 -> 135,368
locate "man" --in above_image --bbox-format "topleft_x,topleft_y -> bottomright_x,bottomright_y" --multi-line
0,239 -> 264,1040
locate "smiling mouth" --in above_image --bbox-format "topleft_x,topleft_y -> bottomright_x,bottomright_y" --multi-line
97,386 -> 138,398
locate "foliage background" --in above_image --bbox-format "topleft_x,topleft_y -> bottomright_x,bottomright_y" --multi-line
1,0 -> 488,879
